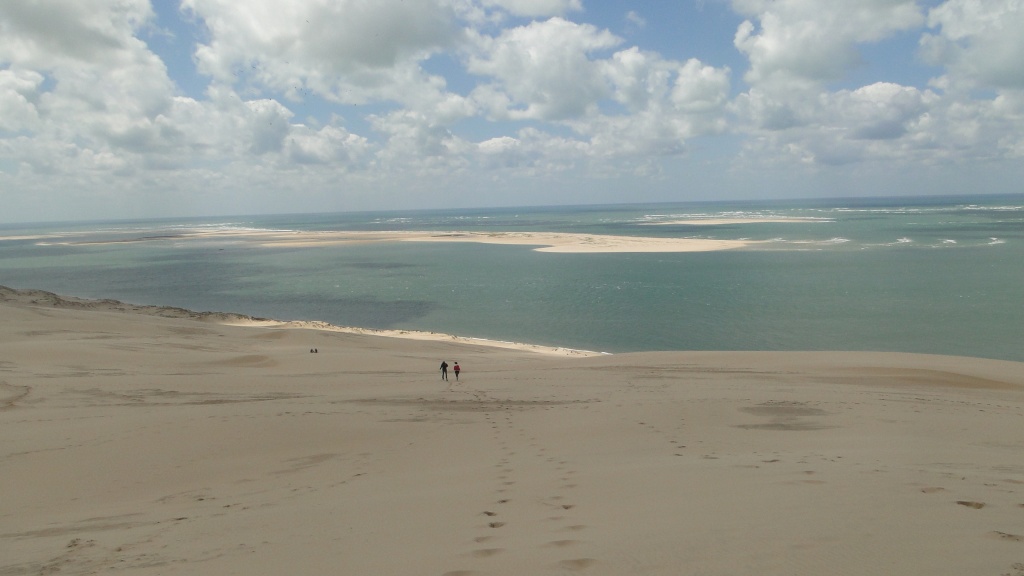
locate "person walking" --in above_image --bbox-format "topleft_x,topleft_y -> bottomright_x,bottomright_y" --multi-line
440,360 -> 448,381
453,362 -> 461,381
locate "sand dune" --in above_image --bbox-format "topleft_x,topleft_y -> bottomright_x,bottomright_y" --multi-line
2,288 -> 1024,575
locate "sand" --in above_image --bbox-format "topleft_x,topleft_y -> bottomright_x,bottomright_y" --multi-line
402,232 -> 754,253
52,229 -> 756,253
3,287 -> 1024,576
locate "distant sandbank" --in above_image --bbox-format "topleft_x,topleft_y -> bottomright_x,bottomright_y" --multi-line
46,229 -> 757,253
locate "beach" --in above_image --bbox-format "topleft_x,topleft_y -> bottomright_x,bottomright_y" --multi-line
3,287 -> 1024,575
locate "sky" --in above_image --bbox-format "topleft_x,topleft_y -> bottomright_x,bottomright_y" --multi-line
1,0 -> 1023,223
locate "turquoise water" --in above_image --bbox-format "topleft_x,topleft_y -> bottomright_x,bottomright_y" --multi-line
2,195 -> 1022,361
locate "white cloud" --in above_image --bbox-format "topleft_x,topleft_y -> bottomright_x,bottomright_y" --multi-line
726,0 -> 1024,169
922,0 -> 1024,90
671,58 -> 731,114
286,124 -> 370,166
0,68 -> 43,131
2,0 -> 1024,222
479,0 -> 582,17
0,0 -> 154,68
840,83 -> 930,141
732,0 -> 923,90
582,52 -> 730,157
602,47 -> 671,112
369,109 -> 471,175
246,99 -> 293,155
467,17 -> 621,120
465,27 -> 731,168
625,10 -> 646,30
183,0 -> 462,106
734,79 -> 1024,168
0,0 -> 183,172
477,135 -> 531,169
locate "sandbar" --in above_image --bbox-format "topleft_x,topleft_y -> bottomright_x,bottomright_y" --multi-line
406,231 -> 753,252
54,229 -> 756,253
3,287 -> 1024,576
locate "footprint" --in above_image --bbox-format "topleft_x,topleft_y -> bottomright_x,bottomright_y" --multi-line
957,501 -> 985,509
488,522 -> 505,528
482,511 -> 497,517
544,539 -> 579,548
556,558 -> 598,571
920,487 -> 945,494
470,548 -> 504,558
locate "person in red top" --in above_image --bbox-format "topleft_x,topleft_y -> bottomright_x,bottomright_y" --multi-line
453,362 -> 461,381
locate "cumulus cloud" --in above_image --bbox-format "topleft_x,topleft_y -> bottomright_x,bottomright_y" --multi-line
0,0 -> 184,175
921,0 -> 1024,90
369,109 -> 471,175
726,0 -> 1024,169
2,0 -> 1024,221
467,18 -> 621,120
0,68 -> 43,132
734,77 -> 1024,168
286,124 -> 370,166
0,0 -> 153,68
182,0 -> 462,106
480,0 -> 582,17
732,0 -> 923,90
625,10 -> 646,31
583,51 -> 730,156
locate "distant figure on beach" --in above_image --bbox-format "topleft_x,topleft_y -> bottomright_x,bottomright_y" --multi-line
440,360 -> 448,381
453,362 -> 460,381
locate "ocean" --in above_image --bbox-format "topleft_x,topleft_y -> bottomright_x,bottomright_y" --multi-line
2,195 -> 1022,361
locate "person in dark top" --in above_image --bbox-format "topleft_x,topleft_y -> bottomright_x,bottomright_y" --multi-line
440,360 -> 448,381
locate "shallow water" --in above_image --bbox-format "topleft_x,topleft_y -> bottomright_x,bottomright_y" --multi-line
2,195 -> 1022,360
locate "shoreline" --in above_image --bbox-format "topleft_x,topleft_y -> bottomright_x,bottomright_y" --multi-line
3,284 -> 1017,365
0,285 -> 606,357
